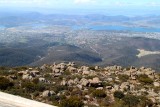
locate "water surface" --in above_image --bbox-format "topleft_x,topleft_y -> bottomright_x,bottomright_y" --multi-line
72,25 -> 160,33
0,25 -> 6,29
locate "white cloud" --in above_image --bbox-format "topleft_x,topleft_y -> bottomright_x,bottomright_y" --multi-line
0,0 -> 46,4
0,0 -> 54,7
149,2 -> 160,6
74,0 -> 95,4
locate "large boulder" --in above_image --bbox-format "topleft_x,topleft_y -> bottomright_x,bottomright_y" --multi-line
39,77 -> 46,82
59,63 -> 67,70
113,85 -> 119,91
136,70 -> 144,75
107,78 -> 113,82
42,90 -> 50,97
18,71 -> 28,76
89,77 -> 102,87
80,78 -> 89,86
95,66 -> 99,70
120,82 -> 130,91
154,82 -> 160,87
89,77 -> 101,84
83,70 -> 90,75
74,78 -> 79,84
30,70 -> 40,75
67,79 -> 74,86
61,80 -> 67,86
40,64 -> 48,71
77,84 -> 82,89
22,74 -> 32,80
42,90 -> 55,97
52,68 -> 60,73
145,69 -> 155,76
9,75 -> 17,80
81,66 -> 90,71
54,73 -> 62,77
67,62 -> 75,67
68,66 -> 77,72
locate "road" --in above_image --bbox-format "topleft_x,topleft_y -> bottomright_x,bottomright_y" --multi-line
0,91 -> 56,107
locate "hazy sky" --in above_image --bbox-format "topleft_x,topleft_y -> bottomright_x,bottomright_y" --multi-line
0,0 -> 160,15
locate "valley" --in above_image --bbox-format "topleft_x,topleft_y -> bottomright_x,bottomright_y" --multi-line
0,13 -> 160,71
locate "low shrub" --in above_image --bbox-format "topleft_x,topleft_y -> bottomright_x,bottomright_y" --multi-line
60,96 -> 84,107
92,90 -> 106,98
114,91 -> 125,99
21,81 -> 45,92
118,74 -> 129,82
138,74 -> 153,84
0,77 -> 14,90
53,85 -> 68,93
123,95 -> 140,107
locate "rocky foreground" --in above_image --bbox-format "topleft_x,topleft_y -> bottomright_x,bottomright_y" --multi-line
0,62 -> 160,107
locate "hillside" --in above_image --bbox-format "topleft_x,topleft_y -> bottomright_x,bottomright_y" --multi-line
0,35 -> 160,71
0,62 -> 160,107
31,45 -> 102,66
0,13 -> 160,70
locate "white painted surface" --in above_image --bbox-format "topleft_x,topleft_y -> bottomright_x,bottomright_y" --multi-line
0,91 -> 56,107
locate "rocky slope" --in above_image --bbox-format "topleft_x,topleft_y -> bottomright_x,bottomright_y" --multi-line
0,62 -> 160,107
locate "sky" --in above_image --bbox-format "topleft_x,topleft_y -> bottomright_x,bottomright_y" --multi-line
0,0 -> 160,15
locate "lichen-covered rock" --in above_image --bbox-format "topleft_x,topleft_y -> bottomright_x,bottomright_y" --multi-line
39,77 -> 46,82
80,78 -> 89,86
154,82 -> 160,87
42,90 -> 55,97
67,66 -> 77,72
61,80 -> 67,86
120,82 -> 129,91
89,77 -> 101,84
30,70 -> 40,75
83,70 -> 90,75
67,79 -> 74,86
22,74 -> 32,80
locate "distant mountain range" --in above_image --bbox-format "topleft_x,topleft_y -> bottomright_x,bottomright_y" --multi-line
0,12 -> 160,27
